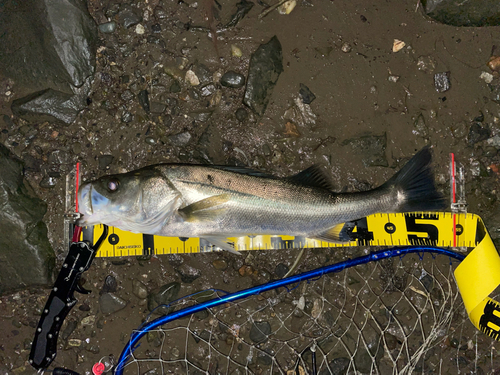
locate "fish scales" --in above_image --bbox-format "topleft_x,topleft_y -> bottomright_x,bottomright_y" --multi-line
77,147 -> 445,251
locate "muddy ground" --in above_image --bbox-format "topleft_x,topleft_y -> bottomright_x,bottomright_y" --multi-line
1,0 -> 500,374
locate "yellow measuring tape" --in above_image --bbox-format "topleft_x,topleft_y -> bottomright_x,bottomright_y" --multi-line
81,211 -> 500,341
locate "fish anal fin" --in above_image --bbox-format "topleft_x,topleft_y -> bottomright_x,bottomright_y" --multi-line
312,223 -> 351,243
288,166 -> 335,191
202,236 -> 241,255
179,194 -> 230,222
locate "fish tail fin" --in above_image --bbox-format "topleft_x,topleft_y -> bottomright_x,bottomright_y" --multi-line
382,146 -> 446,212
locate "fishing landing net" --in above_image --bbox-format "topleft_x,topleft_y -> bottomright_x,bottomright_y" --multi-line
114,247 -> 500,374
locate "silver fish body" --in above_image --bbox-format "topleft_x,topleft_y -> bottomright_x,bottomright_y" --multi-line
77,147 -> 444,248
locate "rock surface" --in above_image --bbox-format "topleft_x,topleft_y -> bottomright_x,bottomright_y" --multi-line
0,144 -> 54,294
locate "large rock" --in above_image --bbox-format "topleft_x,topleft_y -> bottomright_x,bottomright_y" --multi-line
243,36 -> 283,116
0,145 -> 55,294
0,0 -> 97,93
421,0 -> 500,26
0,0 -> 97,124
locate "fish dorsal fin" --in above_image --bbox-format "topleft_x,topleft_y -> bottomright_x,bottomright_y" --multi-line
213,166 -> 275,178
288,165 -> 334,190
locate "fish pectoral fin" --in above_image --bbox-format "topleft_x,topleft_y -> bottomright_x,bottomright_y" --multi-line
203,236 -> 241,256
312,223 -> 351,243
178,194 -> 230,222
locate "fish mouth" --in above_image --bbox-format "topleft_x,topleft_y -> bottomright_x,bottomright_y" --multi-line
77,183 -> 93,225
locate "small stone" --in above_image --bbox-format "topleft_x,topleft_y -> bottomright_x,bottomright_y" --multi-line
185,70 -> 200,86
150,101 -> 166,114
275,263 -> 289,278
135,24 -> 145,35
238,265 -> 254,276
81,315 -> 96,326
98,21 -> 117,33
249,321 -> 271,343
299,83 -> 316,104
434,72 -> 451,92
221,71 -> 246,88
189,110 -> 213,122
101,275 -> 118,294
151,23 -> 162,33
148,282 -> 181,314
71,142 -> 82,155
417,55 -> 436,73
132,280 -> 148,299
170,80 -> 181,93
39,176 -> 57,188
176,264 -> 201,283
99,293 -> 127,314
341,42 -> 352,53
98,155 -> 114,170
487,56 -> 500,72
480,71 -> 494,84
188,88 -> 200,100
212,259 -> 228,270
200,84 -> 216,97
138,90 -> 150,112
117,7 -> 143,28
468,122 -> 491,145
68,339 -> 82,347
168,132 -> 191,146
121,111 -> 133,123
145,137 -> 156,145
235,107 -> 248,122
388,75 -> 400,83
231,44 -> 242,57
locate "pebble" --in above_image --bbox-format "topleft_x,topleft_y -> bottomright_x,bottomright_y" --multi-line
39,176 -> 57,188
137,90 -> 150,112
98,21 -> 117,33
169,80 -> 181,93
200,83 -> 216,97
145,137 -> 156,145
151,23 -> 161,33
117,7 -> 143,28
185,70 -> 200,86
98,155 -> 114,170
235,107 -> 248,122
135,24 -> 145,34
99,293 -> 127,314
147,282 -> 180,314
417,55 -> 436,73
101,275 -> 118,294
238,265 -> 254,276
150,101 -> 166,114
168,131 -> 191,146
341,42 -> 352,53
221,71 -> 246,88
212,259 -> 228,270
176,263 -> 201,283
274,263 -> 289,278
71,142 -> 82,155
299,83 -> 316,104
121,111 -> 133,123
189,110 -> 213,122
388,75 -> 400,83
249,321 -> 271,343
231,44 -> 242,57
480,71 -> 494,84
132,280 -> 148,299
434,71 -> 451,92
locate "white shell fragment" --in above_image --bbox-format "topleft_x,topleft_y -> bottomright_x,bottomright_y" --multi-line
135,24 -> 145,35
278,0 -> 297,15
480,71 -> 494,84
185,70 -> 200,86
392,39 -> 405,52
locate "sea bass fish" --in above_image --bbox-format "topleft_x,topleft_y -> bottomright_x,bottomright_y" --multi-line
77,147 -> 444,251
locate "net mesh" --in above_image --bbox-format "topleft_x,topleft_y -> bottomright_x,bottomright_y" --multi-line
118,251 -> 499,374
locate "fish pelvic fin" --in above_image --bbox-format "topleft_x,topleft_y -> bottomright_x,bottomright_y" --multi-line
178,194 -> 230,222
383,146 -> 446,212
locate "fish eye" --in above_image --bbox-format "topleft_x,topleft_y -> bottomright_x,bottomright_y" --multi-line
107,178 -> 120,193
